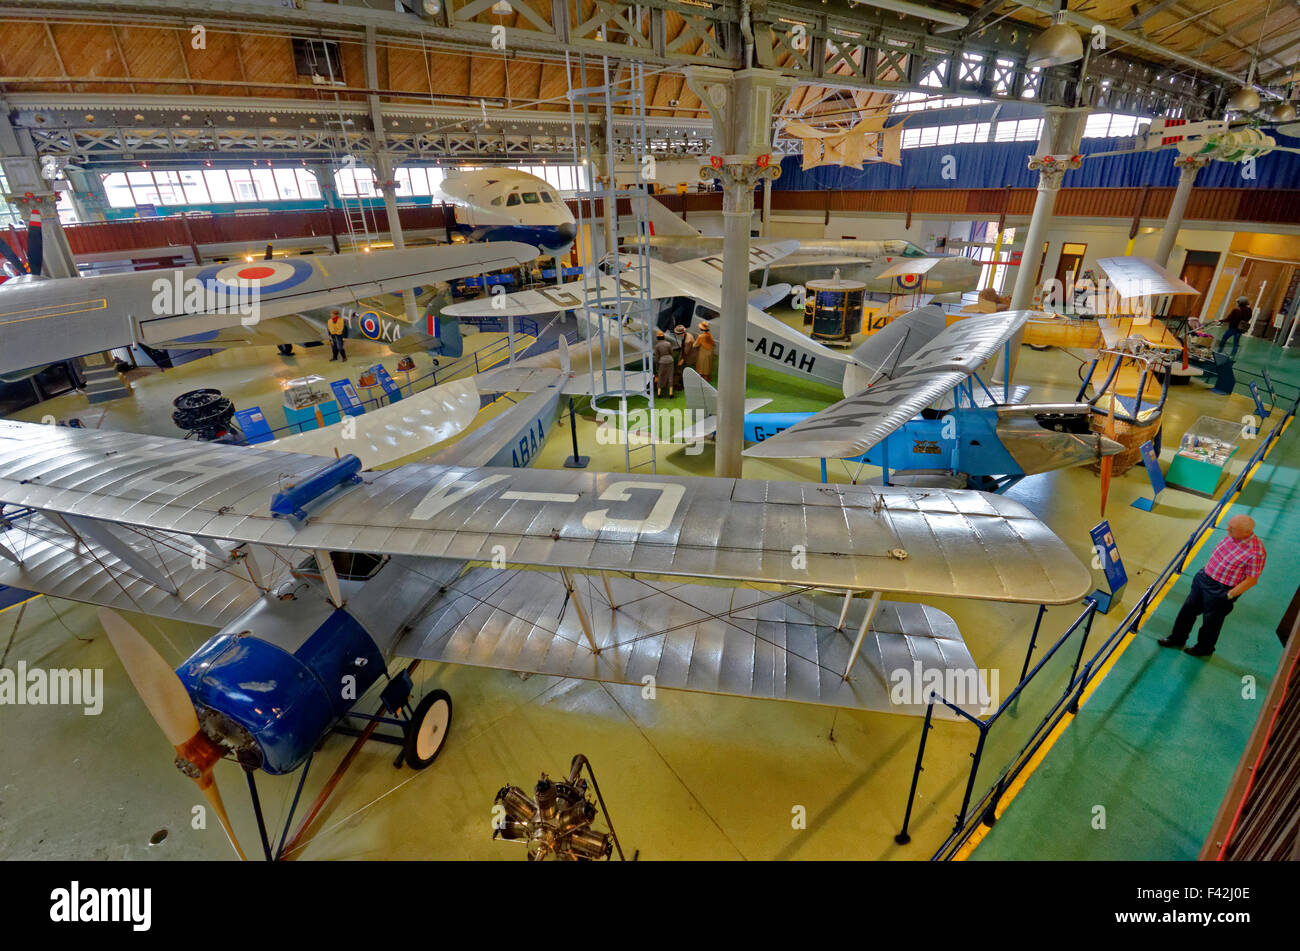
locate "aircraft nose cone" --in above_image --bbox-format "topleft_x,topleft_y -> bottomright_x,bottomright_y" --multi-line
1100,436 -> 1125,457
557,222 -> 577,243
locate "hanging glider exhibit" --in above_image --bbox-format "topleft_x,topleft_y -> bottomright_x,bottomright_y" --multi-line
0,226 -> 539,378
0,410 -> 1091,856
442,240 -> 870,391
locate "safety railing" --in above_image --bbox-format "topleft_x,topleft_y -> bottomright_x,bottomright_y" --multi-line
243,317 -> 540,441
899,387 -> 1300,861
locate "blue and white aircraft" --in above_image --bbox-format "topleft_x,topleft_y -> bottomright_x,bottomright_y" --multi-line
438,168 -> 577,255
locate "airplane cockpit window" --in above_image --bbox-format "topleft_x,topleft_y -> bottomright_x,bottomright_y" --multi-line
522,193 -> 541,204
490,197 -> 504,206
506,193 -> 521,206
540,192 -> 554,203
901,243 -> 927,257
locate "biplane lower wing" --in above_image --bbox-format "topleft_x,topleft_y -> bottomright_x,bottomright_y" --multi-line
0,513 -> 262,627
396,569 -> 987,718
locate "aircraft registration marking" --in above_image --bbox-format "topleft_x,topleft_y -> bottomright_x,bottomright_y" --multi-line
501,491 -> 580,503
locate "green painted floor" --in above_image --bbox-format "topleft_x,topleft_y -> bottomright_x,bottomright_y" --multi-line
971,336 -> 1300,861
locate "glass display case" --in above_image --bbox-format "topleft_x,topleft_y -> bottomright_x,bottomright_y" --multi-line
1165,415 -> 1242,497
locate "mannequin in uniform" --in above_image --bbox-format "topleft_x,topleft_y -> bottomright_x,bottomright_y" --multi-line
654,330 -> 676,398
327,309 -> 347,362
693,321 -> 716,383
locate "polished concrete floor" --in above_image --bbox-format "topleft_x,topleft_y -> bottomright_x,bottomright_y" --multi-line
0,325 -> 1292,861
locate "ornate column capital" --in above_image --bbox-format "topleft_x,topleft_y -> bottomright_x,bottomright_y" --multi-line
1027,152 -> 1083,190
1172,152 -> 1212,172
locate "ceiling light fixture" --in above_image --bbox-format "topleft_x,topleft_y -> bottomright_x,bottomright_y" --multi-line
1027,0 -> 1083,69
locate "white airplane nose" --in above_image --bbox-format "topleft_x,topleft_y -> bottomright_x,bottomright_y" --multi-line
557,222 -> 577,243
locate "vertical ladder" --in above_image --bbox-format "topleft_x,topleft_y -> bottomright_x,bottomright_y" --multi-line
566,51 -> 656,474
313,41 -> 374,252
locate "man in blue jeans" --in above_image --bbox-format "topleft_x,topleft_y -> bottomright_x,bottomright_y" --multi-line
1217,297 -> 1252,358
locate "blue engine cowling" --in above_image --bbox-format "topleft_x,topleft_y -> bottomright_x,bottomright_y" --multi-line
177,608 -> 386,775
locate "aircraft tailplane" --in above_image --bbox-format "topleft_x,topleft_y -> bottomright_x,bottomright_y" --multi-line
647,196 -> 702,238
684,367 -> 718,419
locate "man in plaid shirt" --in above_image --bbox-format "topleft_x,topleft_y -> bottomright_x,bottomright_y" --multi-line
1159,515 -> 1266,657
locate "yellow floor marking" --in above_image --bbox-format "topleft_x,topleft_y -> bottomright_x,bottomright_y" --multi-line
957,418 -> 1289,861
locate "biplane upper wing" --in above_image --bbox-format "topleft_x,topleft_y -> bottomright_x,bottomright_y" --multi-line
0,419 -> 1088,604
744,311 -> 1030,459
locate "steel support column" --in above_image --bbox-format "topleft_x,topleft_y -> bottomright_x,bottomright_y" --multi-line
685,67 -> 791,479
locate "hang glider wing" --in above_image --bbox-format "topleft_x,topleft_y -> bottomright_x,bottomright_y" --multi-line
266,377 -> 481,469
1095,256 -> 1200,299
0,419 -> 1088,604
744,311 -> 1030,459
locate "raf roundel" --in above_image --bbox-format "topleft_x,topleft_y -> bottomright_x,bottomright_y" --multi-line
358,311 -> 384,340
197,258 -> 315,296
896,272 -> 921,290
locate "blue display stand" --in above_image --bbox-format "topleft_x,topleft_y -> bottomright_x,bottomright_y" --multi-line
1130,439 -> 1166,511
1250,382 -> 1269,419
283,397 -> 341,433
1088,520 -> 1128,614
234,407 -> 276,445
371,364 -> 403,403
1188,350 -> 1235,395
330,379 -> 366,418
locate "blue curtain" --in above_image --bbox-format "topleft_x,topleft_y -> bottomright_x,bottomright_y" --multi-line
774,130 -> 1300,191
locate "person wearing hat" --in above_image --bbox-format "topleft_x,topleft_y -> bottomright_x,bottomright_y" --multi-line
653,330 -> 676,398
327,308 -> 347,362
1218,296 -> 1253,358
672,324 -> 696,389
693,320 -> 716,383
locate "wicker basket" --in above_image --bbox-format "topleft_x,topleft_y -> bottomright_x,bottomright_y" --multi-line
1088,414 -> 1163,476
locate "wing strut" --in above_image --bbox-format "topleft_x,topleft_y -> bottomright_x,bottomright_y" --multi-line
560,567 -> 600,653
599,570 -> 619,611
59,514 -> 178,595
314,548 -> 344,608
843,591 -> 883,680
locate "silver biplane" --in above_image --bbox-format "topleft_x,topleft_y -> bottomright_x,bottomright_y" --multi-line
0,366 -> 1089,858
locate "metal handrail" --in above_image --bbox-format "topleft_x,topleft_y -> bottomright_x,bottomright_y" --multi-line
903,388 -> 1300,861
246,319 -> 540,441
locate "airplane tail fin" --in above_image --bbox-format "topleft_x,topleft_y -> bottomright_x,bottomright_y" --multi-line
684,367 -> 718,418
437,315 -> 463,358
647,196 -> 702,238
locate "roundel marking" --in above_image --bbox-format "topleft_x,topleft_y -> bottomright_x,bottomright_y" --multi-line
896,273 -> 920,289
359,311 -> 383,339
196,258 -> 314,296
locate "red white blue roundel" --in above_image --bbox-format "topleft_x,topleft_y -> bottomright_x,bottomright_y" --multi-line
358,311 -> 383,340
896,272 -> 921,289
197,258 -> 314,295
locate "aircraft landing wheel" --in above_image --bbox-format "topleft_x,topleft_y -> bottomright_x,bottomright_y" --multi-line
404,689 -> 452,769
277,344 -> 294,356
